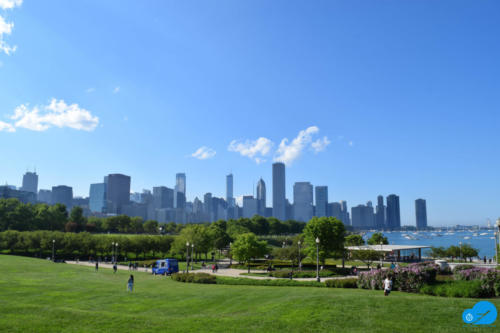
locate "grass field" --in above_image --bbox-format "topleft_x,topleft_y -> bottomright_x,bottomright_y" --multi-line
0,255 -> 498,332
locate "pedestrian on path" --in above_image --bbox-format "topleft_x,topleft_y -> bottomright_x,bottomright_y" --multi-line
113,263 -> 117,273
384,275 -> 392,296
95,262 -> 99,272
127,275 -> 134,292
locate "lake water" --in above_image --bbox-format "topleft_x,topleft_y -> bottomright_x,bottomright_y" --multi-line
364,230 -> 498,259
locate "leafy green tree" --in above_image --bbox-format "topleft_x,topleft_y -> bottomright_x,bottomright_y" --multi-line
351,249 -> 382,269
48,204 -> 68,231
429,246 -> 447,258
69,206 -> 86,232
232,233 -> 268,273
251,216 -> 270,235
367,232 -> 389,245
144,220 -> 159,234
446,245 -> 461,260
303,217 -> 346,265
345,234 -> 365,246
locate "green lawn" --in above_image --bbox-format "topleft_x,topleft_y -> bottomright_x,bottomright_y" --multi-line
0,255 -> 498,332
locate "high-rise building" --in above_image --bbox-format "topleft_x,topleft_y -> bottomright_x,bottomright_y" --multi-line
328,202 -> 342,220
256,178 -> 266,216
375,195 -> 385,229
21,171 -> 38,194
243,195 -> 258,218
0,186 -> 36,204
415,199 -> 427,229
226,173 -> 234,207
386,194 -> 401,229
105,174 -> 131,214
153,186 -> 174,209
351,204 -> 375,228
203,192 -> 213,222
293,182 -> 313,222
174,173 -> 186,208
272,162 -> 286,220
89,183 -> 107,213
340,200 -> 350,225
315,186 -> 328,217
38,189 -> 52,204
51,185 -> 73,209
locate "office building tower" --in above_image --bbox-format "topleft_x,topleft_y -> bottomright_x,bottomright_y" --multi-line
130,192 -> 142,203
174,173 -> 186,208
256,178 -> 266,216
51,185 -> 73,209
351,204 -> 375,228
204,192 -> 213,222
38,189 -> 52,204
153,186 -> 174,209
226,173 -> 234,207
243,195 -> 258,218
339,200 -> 350,225
293,182 -> 313,222
328,202 -> 342,220
21,171 -> 38,194
415,199 -> 428,229
106,174 -> 131,214
0,186 -> 36,204
89,183 -> 107,213
386,194 -> 401,229
272,162 -> 286,220
375,195 -> 385,229
315,186 -> 328,217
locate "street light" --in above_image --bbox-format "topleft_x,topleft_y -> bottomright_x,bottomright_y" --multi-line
229,242 -> 232,266
111,242 -> 115,263
380,242 -> 383,267
186,242 -> 190,273
191,243 -> 195,270
315,237 -> 320,282
115,243 -> 119,263
459,241 -> 462,262
52,239 -> 55,262
298,241 -> 302,271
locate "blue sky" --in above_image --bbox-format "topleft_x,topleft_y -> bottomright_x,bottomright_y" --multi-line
1,0 -> 499,226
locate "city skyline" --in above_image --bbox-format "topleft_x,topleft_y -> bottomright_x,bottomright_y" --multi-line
1,1 -> 499,225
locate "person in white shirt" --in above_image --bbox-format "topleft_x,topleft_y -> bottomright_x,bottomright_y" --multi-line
384,276 -> 392,296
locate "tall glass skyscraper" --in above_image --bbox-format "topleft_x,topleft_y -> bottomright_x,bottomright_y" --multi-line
256,178 -> 266,216
293,182 -> 313,222
51,185 -> 73,209
315,186 -> 328,217
226,173 -> 234,207
386,194 -> 401,230
375,195 -> 385,229
415,199 -> 427,229
89,183 -> 106,213
174,173 -> 186,208
272,162 -> 286,221
106,174 -> 131,214
22,171 -> 38,194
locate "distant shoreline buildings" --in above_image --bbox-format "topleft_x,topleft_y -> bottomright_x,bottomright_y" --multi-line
0,166 -> 428,229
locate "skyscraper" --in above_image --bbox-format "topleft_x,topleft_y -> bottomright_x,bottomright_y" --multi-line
21,171 -> 38,194
38,189 -> 52,204
243,195 -> 258,218
256,178 -> 266,216
386,194 -> 401,229
153,186 -> 174,209
174,173 -> 186,208
106,174 -> 131,214
328,202 -> 342,219
375,195 -> 385,229
89,183 -> 106,213
51,185 -> 73,209
272,162 -> 286,221
204,192 -> 213,222
351,204 -> 375,228
415,199 -> 428,229
293,182 -> 313,222
340,200 -> 350,225
315,186 -> 328,217
226,173 -> 234,207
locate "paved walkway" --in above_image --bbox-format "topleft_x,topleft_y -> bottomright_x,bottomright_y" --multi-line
66,261 -> 357,281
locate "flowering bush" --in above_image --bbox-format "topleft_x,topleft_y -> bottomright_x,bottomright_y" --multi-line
453,267 -> 500,297
358,262 -> 438,293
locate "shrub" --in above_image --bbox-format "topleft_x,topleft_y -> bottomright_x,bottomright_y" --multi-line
325,278 -> 358,288
453,267 -> 500,297
172,272 -> 215,284
269,269 -> 346,279
215,276 -> 325,288
452,264 -> 474,273
420,280 -> 492,298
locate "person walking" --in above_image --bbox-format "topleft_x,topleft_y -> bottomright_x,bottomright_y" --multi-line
384,275 -> 393,296
95,262 -> 99,272
127,275 -> 134,292
113,263 -> 117,273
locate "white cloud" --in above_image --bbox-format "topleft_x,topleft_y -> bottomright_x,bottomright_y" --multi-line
85,87 -> 95,93
0,0 -> 22,55
0,120 -> 15,132
311,136 -> 331,153
191,146 -> 216,160
228,137 -> 273,163
9,99 -> 99,131
113,86 -> 120,94
0,0 -> 23,10
348,141 -> 354,146
274,126 -> 320,165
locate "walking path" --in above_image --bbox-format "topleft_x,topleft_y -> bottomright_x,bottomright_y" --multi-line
66,261 -> 356,281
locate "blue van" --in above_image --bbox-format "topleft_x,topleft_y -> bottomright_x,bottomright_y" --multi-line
152,259 -> 179,276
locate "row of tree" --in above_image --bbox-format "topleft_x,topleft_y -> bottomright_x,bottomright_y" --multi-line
0,199 -> 306,237
429,245 -> 479,261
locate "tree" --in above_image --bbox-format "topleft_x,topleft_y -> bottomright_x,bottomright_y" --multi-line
367,232 -> 389,245
232,233 -> 268,273
345,234 -> 365,246
429,246 -> 447,258
351,249 -> 382,269
302,217 -> 346,265
459,244 -> 479,261
446,245 -> 461,261
69,206 -> 86,232
144,220 -> 159,234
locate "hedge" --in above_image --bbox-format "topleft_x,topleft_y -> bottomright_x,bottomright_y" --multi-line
325,278 -> 358,288
172,272 -> 216,284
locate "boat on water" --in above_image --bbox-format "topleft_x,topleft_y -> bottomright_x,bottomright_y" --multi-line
472,233 -> 479,237
463,236 -> 471,240
480,233 -> 488,236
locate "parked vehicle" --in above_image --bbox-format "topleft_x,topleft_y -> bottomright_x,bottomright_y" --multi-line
152,259 -> 179,276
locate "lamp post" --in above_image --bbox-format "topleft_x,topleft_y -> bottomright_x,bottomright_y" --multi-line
496,219 -> 500,264
229,242 -> 232,266
111,242 -> 115,263
186,242 -> 190,273
115,243 -> 119,263
52,239 -> 55,262
191,243 -> 195,270
298,241 -> 302,271
380,242 -> 383,266
315,237 -> 320,282
459,241 -> 462,262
